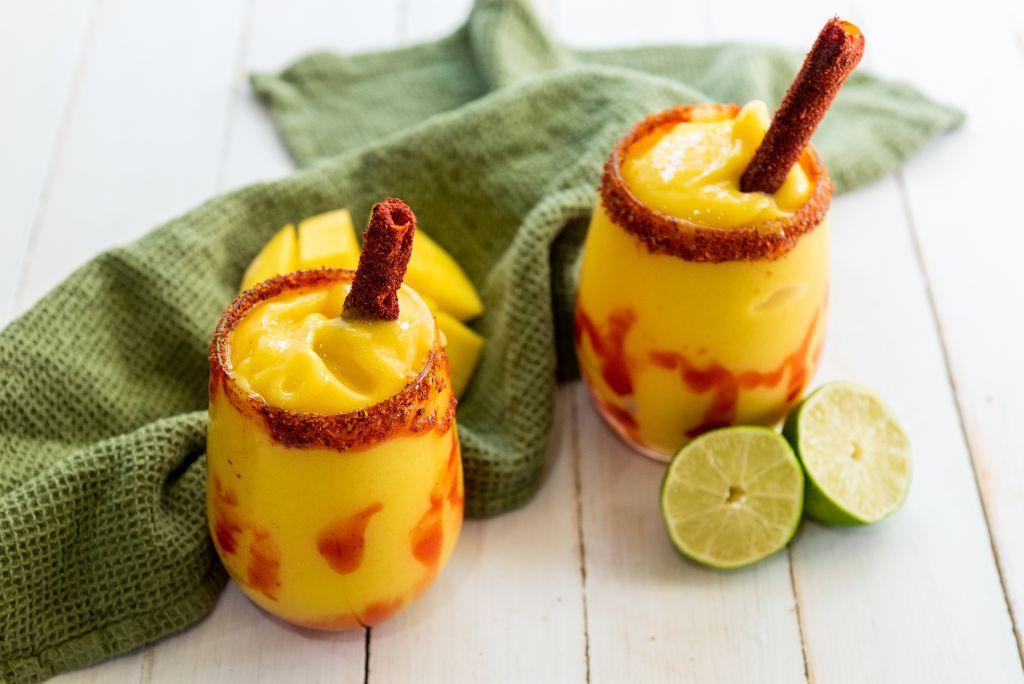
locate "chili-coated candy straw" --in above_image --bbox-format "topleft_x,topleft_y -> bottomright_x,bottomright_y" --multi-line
740,18 -> 865,195
343,197 -> 416,321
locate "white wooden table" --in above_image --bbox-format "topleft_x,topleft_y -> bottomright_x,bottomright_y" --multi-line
5,0 -> 1023,681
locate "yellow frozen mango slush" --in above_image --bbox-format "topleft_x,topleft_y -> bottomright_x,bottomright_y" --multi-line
574,102 -> 831,459
207,269 -> 462,629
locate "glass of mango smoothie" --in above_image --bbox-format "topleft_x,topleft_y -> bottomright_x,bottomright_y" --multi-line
575,101 -> 831,460
574,19 -> 862,461
207,199 -> 462,629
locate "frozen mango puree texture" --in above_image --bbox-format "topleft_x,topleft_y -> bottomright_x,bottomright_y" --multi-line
229,281 -> 434,414
621,101 -> 812,228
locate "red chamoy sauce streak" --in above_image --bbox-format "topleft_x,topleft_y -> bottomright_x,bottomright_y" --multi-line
574,305 -> 636,396
317,503 -> 384,575
214,519 -> 242,555
294,612 -> 363,631
214,476 -> 239,506
247,530 -> 282,601
579,369 -> 648,448
360,596 -> 408,626
603,401 -> 640,432
298,564 -> 446,630
411,507 -> 444,567
410,436 -> 463,567
211,475 -> 281,601
212,476 -> 242,555
353,558 -> 443,627
651,310 -> 822,437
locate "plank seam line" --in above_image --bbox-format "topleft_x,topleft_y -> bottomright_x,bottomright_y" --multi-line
896,171 -> 1024,668
214,0 -> 256,192
12,0 -> 102,310
137,646 -> 155,684
363,627 -> 372,684
786,546 -> 813,684
570,388 -> 592,684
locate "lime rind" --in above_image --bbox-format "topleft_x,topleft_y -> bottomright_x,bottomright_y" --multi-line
783,381 -> 911,526
660,427 -> 804,570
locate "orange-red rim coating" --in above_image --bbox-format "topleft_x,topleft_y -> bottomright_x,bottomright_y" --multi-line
209,269 -> 455,452
599,103 -> 833,263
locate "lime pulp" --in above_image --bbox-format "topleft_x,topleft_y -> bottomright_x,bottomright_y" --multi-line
660,427 -> 804,569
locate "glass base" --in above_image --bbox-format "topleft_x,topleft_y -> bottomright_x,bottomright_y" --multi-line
581,381 -> 672,463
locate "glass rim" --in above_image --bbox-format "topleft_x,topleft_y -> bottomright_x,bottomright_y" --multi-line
209,268 -> 454,453
600,103 -> 833,263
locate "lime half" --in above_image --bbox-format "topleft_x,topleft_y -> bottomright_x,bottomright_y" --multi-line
783,382 -> 911,526
660,427 -> 804,569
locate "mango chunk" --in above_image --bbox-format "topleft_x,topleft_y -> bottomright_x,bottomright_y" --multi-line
404,230 -> 484,322
297,209 -> 359,271
241,224 -> 298,291
241,212 -> 488,399
434,309 -> 484,398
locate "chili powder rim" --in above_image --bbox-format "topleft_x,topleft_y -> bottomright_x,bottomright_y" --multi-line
209,269 -> 454,452
600,103 -> 834,263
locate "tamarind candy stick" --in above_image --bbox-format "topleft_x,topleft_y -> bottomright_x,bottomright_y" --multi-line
343,197 -> 416,321
740,18 -> 865,195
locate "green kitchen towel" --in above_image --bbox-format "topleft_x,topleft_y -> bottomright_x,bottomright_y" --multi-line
0,0 -> 961,680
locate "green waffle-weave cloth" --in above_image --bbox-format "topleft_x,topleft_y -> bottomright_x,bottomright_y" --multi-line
0,0 -> 961,680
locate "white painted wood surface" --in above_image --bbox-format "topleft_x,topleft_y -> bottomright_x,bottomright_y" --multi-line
0,0 -> 1018,681
0,0 -> 95,320
866,0 -> 1024,661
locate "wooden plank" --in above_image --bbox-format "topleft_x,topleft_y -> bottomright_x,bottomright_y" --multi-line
373,5 -> 588,680
553,0 -> 802,680
370,386 -> 586,683
146,585 -> 366,684
790,177 -> 1023,682
402,0 -> 554,44
18,0 -> 1022,682
702,0 -> 1023,678
575,385 -> 807,682
401,0 -> 472,43
221,0 -> 402,190
0,0 -> 96,323
551,0 -> 707,48
228,5 -> 587,678
51,590 -> 367,684
144,2 -> 404,682
13,0 -> 248,316
559,2 -> 805,682
30,1 -> 246,681
861,0 -> 1024,662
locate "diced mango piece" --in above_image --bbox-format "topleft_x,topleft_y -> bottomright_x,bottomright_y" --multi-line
404,230 -> 484,322
434,309 -> 484,398
241,224 -> 298,291
297,209 -> 359,271
242,212 -> 487,398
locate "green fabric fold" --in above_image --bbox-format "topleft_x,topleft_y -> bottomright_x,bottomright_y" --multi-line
0,0 -> 961,680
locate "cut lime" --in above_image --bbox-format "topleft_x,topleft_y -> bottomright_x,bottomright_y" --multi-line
660,427 -> 804,570
783,382 -> 911,526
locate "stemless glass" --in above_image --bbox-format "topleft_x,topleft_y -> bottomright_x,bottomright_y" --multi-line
574,104 -> 832,461
207,269 -> 462,629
